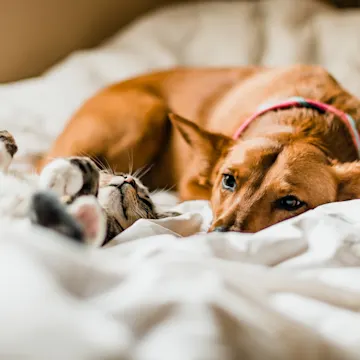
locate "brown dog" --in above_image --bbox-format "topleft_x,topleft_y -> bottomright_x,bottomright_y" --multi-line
40,64 -> 360,232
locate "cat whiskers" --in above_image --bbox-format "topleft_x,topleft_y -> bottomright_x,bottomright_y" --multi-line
127,149 -> 134,176
133,163 -> 154,180
79,151 -> 114,175
151,184 -> 176,196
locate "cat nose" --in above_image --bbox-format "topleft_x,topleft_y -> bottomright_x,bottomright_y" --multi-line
124,176 -> 136,188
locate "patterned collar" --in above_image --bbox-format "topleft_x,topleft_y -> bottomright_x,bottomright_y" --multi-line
232,96 -> 360,157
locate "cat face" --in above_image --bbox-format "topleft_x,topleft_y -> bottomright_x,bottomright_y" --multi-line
98,172 -> 156,228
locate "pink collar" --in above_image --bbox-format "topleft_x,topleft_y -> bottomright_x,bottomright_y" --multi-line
232,96 -> 360,158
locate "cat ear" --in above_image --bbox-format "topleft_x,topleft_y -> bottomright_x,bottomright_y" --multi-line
68,196 -> 106,247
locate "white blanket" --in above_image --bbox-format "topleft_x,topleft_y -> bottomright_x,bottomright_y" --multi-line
1,0 -> 360,359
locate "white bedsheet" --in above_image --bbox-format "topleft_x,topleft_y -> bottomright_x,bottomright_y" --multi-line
1,0 -> 360,359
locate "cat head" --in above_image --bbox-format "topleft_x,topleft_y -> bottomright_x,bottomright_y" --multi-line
98,171 -> 179,242
98,172 -> 159,227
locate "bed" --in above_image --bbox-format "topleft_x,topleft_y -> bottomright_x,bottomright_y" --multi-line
1,0 -> 360,359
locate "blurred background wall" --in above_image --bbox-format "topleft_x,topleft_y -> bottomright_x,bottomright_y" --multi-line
0,0 -> 358,83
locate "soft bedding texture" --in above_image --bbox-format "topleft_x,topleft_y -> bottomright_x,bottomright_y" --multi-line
2,0 -> 360,358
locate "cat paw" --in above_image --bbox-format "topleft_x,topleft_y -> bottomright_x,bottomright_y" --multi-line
39,158 -> 82,198
67,157 -> 99,197
39,157 -> 99,200
0,130 -> 18,171
30,191 -> 105,246
68,195 -> 106,247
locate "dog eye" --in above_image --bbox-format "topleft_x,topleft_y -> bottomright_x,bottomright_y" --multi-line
222,174 -> 236,191
277,195 -> 305,211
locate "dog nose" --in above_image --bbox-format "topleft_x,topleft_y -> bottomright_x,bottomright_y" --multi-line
213,226 -> 228,232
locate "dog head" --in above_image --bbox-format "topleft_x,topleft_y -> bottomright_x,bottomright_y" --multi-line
171,113 -> 360,233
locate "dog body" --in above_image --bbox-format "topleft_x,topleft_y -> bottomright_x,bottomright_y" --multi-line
43,64 -> 360,232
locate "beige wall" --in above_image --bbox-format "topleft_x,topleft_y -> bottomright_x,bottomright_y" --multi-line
0,0 -> 174,83
0,0 -> 354,83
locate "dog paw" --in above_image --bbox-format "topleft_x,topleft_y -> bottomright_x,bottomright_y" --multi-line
0,130 -> 18,171
39,157 -> 99,200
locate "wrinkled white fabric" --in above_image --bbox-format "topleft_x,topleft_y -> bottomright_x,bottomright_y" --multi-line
1,0 -> 360,358
2,200 -> 360,359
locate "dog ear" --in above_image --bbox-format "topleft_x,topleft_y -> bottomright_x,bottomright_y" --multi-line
332,161 -> 360,201
169,113 -> 233,186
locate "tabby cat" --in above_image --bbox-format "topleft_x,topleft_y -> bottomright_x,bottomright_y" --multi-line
0,130 -> 178,246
